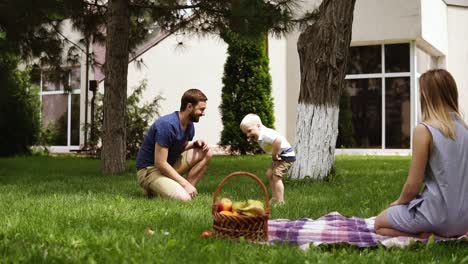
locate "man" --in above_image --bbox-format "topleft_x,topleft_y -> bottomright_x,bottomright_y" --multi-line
136,89 -> 212,201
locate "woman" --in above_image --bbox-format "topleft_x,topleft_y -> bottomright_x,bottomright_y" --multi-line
374,69 -> 468,238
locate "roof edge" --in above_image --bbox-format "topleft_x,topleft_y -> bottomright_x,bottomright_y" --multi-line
443,0 -> 468,7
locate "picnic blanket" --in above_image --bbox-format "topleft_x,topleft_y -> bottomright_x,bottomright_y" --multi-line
268,212 -> 468,249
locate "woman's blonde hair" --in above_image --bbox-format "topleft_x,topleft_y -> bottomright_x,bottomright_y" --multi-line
419,69 -> 462,139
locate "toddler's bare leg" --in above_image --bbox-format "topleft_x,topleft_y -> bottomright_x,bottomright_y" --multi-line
270,175 -> 284,203
266,168 -> 275,200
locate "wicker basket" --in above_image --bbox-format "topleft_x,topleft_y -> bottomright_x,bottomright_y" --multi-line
212,171 -> 270,241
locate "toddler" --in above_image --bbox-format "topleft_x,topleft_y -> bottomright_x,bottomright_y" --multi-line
240,114 -> 296,204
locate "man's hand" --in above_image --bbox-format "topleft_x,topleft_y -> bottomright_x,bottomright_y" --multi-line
193,139 -> 209,151
183,182 -> 198,198
390,199 -> 402,207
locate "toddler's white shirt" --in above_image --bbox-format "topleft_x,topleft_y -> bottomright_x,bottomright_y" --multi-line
257,126 -> 295,159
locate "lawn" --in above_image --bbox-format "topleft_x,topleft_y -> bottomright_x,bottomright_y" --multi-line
0,155 -> 466,263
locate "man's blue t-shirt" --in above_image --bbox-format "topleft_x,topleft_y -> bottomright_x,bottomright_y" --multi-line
136,112 -> 195,170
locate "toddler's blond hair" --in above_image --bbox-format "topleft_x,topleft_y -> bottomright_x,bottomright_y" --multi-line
240,113 -> 262,128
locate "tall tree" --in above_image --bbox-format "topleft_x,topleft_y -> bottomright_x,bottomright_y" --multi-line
291,0 -> 356,179
102,0 -> 130,174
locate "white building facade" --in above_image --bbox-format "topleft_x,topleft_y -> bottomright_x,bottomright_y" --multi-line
40,0 -> 468,154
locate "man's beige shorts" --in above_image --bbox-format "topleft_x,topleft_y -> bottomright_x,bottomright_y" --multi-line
271,160 -> 294,178
137,152 -> 191,198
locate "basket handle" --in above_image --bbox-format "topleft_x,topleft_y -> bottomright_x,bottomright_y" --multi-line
212,171 -> 270,215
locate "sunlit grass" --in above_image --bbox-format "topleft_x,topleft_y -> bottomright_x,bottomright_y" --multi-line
0,155 -> 466,263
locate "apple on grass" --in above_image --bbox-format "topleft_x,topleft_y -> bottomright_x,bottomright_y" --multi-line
200,230 -> 213,238
217,197 -> 233,212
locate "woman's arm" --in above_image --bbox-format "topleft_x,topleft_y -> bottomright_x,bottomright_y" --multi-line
392,124 -> 432,205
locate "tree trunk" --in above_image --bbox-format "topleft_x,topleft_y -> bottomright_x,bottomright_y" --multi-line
291,0 -> 356,180
101,0 -> 130,174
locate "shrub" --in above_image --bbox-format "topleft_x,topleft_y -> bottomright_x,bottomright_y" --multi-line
88,79 -> 163,158
219,30 -> 274,154
0,55 -> 41,156
34,123 -> 61,155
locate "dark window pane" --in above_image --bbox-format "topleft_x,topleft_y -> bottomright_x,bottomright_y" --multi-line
70,67 -> 80,90
347,45 -> 382,74
42,94 -> 68,146
71,94 -> 80,146
338,79 -> 382,148
336,88 -> 356,148
385,43 -> 410,73
385,77 -> 411,148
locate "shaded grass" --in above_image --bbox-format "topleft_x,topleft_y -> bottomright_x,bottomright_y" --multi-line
0,155 -> 466,263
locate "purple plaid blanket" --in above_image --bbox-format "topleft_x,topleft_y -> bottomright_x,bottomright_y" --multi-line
268,212 -> 468,248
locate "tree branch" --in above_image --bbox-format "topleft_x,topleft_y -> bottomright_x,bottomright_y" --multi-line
50,23 -> 87,54
129,2 -> 202,11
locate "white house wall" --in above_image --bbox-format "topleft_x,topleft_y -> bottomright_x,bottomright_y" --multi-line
285,31 -> 301,143
126,34 -> 291,147
126,35 -> 226,147
351,0 -> 421,45
421,0 -> 448,56
268,36 -> 288,140
447,5 -> 468,121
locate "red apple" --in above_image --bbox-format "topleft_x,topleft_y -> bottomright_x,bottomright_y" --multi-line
217,198 -> 233,212
200,230 -> 213,238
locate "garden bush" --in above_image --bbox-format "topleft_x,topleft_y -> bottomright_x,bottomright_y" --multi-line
0,55 -> 41,156
88,79 -> 163,158
219,30 -> 274,154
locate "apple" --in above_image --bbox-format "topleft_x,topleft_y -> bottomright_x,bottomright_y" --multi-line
200,230 -> 213,238
144,228 -> 155,235
217,197 -> 233,212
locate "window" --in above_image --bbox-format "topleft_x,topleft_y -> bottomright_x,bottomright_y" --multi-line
338,43 -> 411,149
38,67 -> 81,147
385,77 -> 410,148
344,78 -> 382,148
347,45 -> 382,74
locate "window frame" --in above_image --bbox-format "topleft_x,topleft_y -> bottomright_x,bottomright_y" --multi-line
39,67 -> 81,150
338,42 -> 416,153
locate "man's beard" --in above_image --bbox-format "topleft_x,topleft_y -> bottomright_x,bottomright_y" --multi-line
189,111 -> 200,122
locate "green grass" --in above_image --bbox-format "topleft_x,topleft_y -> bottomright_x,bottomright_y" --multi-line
0,155 -> 466,263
